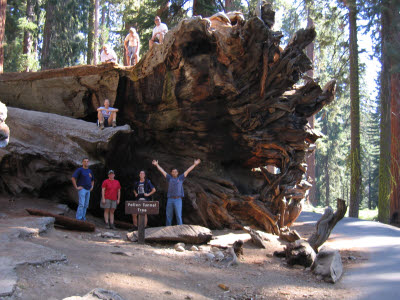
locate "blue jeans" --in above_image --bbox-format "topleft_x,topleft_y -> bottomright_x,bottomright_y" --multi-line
76,189 -> 91,220
166,198 -> 182,226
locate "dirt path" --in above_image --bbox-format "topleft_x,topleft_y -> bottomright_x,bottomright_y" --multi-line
1,196 -> 359,300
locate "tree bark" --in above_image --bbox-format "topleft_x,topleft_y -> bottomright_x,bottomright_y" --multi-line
348,0 -> 361,218
87,0 -> 95,65
41,0 -> 55,70
93,0 -> 99,65
388,1 -> 400,225
0,0 -> 7,74
378,0 -> 393,223
225,0 -> 233,11
23,0 -> 34,72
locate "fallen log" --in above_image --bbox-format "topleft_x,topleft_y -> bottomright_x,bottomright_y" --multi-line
307,199 -> 347,252
26,208 -> 95,232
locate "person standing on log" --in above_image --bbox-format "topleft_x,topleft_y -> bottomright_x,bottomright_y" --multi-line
149,16 -> 168,49
132,170 -> 156,230
97,99 -> 118,129
152,159 -> 201,226
71,158 -> 94,221
124,28 -> 140,66
101,170 -> 121,229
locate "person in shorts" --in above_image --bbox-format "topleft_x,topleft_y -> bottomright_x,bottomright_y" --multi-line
132,170 -> 156,230
124,27 -> 140,66
149,16 -> 168,48
101,170 -> 121,229
97,99 -> 118,129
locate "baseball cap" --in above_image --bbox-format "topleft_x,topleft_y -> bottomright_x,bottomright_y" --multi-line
108,170 -> 115,174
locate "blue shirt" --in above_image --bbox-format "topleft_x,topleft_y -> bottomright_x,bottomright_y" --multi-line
166,174 -> 185,198
72,167 -> 94,190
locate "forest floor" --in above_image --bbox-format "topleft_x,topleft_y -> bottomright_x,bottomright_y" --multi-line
0,195 -> 367,300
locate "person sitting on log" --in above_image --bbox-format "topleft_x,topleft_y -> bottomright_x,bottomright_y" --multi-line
97,99 -> 118,129
132,170 -> 156,230
100,44 -> 118,63
152,159 -> 201,226
71,158 -> 94,221
149,16 -> 168,49
101,170 -> 121,229
124,28 -> 140,66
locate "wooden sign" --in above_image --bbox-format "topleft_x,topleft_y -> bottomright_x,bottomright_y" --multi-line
125,201 -> 159,215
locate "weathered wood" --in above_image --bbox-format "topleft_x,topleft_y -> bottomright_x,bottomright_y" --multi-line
308,199 -> 347,252
126,224 -> 212,244
279,229 -> 301,243
26,208 -> 95,232
0,8 -> 336,233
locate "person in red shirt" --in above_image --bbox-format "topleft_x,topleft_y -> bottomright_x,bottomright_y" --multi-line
101,170 -> 121,229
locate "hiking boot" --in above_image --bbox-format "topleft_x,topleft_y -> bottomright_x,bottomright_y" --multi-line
112,121 -> 117,128
99,122 -> 104,130
110,223 -> 116,229
130,226 -> 138,232
105,223 -> 110,229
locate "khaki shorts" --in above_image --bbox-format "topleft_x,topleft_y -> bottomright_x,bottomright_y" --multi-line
100,199 -> 117,209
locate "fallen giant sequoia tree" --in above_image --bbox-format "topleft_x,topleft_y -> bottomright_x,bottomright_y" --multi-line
0,8 -> 335,233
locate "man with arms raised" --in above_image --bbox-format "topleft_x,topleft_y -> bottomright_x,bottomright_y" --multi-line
152,159 -> 201,226
71,158 -> 94,221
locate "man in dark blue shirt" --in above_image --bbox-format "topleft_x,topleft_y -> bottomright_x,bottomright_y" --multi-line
152,159 -> 201,226
71,158 -> 94,220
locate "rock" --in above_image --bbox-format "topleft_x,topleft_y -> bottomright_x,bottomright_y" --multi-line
348,255 -> 356,260
175,246 -> 185,252
211,247 -> 221,253
0,107 -> 132,202
285,240 -> 316,268
164,291 -> 172,295
56,204 -> 71,214
0,101 -> 9,148
218,283 -> 230,291
312,248 -> 343,283
208,232 -> 251,248
204,253 -> 215,261
63,288 -> 125,300
174,242 -> 185,250
190,245 -> 199,251
214,251 -> 225,261
101,232 -> 120,239
126,225 -> 212,244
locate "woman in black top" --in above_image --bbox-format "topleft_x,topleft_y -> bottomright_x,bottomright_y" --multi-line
132,170 -> 156,229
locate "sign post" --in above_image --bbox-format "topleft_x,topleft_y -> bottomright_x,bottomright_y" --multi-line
125,201 -> 159,244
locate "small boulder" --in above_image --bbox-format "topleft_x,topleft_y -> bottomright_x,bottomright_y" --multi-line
63,288 -> 125,300
175,245 -> 185,252
190,245 -> 199,251
204,252 -> 215,261
312,247 -> 343,283
214,251 -> 225,261
174,242 -> 185,250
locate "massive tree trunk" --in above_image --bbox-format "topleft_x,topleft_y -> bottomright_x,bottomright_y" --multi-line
41,0 -> 55,70
0,12 -> 336,232
0,0 -> 6,74
389,1 -> 400,225
23,0 -> 34,72
378,0 -> 393,223
348,0 -> 361,218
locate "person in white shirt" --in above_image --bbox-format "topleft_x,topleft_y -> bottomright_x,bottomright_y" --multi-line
124,28 -> 140,66
100,45 -> 117,63
149,16 -> 168,48
97,99 -> 118,129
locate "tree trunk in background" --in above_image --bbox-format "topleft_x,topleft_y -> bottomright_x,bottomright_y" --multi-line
23,0 -> 34,72
389,1 -> 400,224
378,1 -> 393,223
99,4 -> 106,49
87,0 -> 94,65
157,0 -> 169,21
41,0 -> 55,70
0,0 -> 7,73
325,153 -> 330,207
305,3 -> 316,205
193,0 -> 198,15
225,0 -> 233,11
368,159 -> 372,209
348,0 -> 361,218
93,0 -> 99,65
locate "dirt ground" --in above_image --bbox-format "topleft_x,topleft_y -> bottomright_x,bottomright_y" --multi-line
1,195 -> 365,300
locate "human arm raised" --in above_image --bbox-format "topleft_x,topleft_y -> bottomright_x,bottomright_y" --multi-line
152,160 -> 167,178
184,159 -> 201,177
